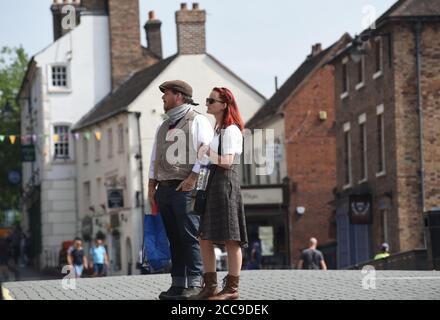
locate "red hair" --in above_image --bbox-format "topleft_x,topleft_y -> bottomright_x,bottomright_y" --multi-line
212,87 -> 245,132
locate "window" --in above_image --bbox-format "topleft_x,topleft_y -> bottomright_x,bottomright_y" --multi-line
373,37 -> 383,79
83,136 -> 89,165
275,161 -> 281,184
108,128 -> 113,158
117,124 -> 124,153
96,178 -> 102,204
54,125 -> 70,159
343,123 -> 352,188
95,135 -> 101,161
356,56 -> 365,89
51,65 -> 68,88
381,209 -> 389,244
376,105 -> 386,175
341,58 -> 349,99
359,114 -> 367,182
84,182 -> 91,212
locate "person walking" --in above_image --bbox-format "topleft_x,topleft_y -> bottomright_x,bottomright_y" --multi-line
297,238 -> 327,270
89,239 -> 109,277
190,87 -> 248,300
148,80 -> 214,300
67,237 -> 88,278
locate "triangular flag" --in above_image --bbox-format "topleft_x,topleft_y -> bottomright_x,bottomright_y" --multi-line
0,135 -> 5,142
9,135 -> 16,144
95,131 -> 102,141
53,134 -> 60,143
85,132 -> 91,140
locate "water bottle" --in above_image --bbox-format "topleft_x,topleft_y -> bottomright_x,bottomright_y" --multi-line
196,155 -> 211,191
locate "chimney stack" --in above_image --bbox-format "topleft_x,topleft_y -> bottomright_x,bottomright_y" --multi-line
311,43 -> 322,57
175,3 -> 206,55
81,0 -> 108,12
107,0 -> 145,90
50,0 -> 82,41
144,11 -> 163,59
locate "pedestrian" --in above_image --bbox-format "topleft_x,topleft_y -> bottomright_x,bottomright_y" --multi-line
297,238 -> 327,270
67,237 -> 88,278
89,238 -> 109,277
190,87 -> 248,300
148,80 -> 214,300
9,225 -> 22,266
247,240 -> 262,270
374,243 -> 390,260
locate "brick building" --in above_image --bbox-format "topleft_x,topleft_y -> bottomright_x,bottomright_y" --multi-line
329,0 -> 440,268
245,34 -> 351,268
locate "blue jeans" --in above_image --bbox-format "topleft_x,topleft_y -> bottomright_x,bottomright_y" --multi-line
93,263 -> 105,276
155,185 -> 202,288
73,264 -> 83,278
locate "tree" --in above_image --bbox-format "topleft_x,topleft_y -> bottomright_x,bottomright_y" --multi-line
0,46 -> 29,211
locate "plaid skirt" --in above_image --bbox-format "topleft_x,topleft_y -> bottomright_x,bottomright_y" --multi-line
199,164 -> 248,248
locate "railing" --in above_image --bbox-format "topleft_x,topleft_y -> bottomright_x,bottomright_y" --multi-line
348,249 -> 431,270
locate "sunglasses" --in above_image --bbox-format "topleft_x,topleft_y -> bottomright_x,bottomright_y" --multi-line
206,98 -> 225,105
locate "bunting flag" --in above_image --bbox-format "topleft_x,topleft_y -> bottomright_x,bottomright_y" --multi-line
0,131 -> 99,143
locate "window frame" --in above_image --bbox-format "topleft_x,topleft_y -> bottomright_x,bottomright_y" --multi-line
373,37 -> 383,80
376,104 -> 386,177
52,124 -> 71,161
47,63 -> 71,93
340,57 -> 350,100
358,114 -> 368,183
343,122 -> 352,189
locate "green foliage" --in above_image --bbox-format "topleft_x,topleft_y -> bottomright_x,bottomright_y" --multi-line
0,46 -> 29,210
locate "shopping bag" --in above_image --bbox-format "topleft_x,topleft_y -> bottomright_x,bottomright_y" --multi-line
142,212 -> 171,273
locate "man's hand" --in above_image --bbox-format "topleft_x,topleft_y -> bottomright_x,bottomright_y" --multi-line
148,179 -> 158,209
176,172 -> 198,191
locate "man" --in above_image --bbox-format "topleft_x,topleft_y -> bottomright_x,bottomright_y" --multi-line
148,80 -> 214,300
89,239 -> 109,277
67,237 -> 88,278
374,243 -> 390,260
297,237 -> 327,270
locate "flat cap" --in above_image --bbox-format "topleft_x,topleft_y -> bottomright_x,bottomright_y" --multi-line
159,80 -> 193,97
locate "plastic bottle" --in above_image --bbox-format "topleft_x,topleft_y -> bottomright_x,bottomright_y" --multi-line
196,155 -> 211,191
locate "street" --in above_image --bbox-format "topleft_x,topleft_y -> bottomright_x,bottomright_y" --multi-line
2,270 -> 440,300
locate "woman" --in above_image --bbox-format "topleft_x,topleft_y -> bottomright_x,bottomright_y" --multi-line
191,87 -> 248,300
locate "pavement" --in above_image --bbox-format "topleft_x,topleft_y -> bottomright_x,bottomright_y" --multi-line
2,269 -> 440,300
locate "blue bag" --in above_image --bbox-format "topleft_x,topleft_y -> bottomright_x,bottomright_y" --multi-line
142,213 -> 171,273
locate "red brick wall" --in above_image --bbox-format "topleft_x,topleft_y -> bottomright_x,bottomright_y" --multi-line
108,0 -> 157,90
283,65 -> 337,265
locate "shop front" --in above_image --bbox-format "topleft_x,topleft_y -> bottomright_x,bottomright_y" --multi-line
242,184 -> 290,269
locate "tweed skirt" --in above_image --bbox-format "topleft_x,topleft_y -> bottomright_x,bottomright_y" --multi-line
199,164 -> 248,248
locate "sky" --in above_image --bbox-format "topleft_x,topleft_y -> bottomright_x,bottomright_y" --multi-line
0,0 -> 397,98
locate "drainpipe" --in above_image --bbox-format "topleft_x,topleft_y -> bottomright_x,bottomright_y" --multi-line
415,20 -> 427,247
133,112 -> 146,264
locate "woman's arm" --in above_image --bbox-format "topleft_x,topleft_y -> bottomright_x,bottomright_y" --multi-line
208,148 -> 235,169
